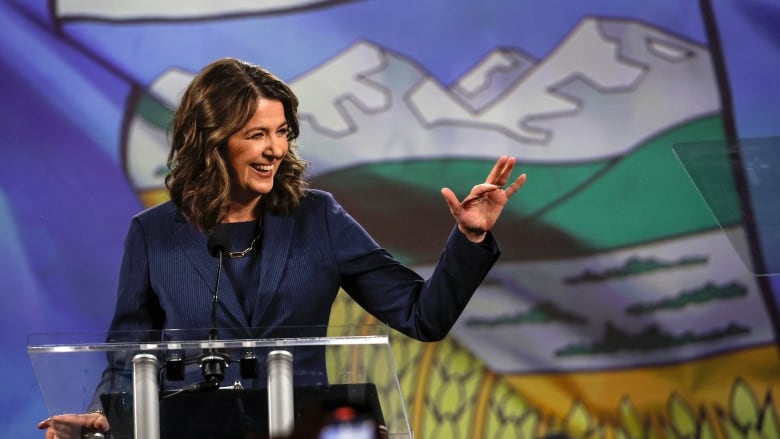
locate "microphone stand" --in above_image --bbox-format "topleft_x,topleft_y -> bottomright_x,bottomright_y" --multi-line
196,228 -> 232,390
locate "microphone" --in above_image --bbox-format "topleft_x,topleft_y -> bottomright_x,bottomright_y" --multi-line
206,225 -> 230,340
198,225 -> 231,388
168,224 -> 259,390
207,224 -> 230,258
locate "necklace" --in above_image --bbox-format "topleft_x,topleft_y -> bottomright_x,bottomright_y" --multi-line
225,221 -> 263,259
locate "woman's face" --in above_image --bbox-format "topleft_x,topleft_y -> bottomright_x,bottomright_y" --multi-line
225,97 -> 289,204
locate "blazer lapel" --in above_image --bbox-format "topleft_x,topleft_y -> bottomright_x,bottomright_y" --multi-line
174,217 -> 249,332
251,210 -> 294,326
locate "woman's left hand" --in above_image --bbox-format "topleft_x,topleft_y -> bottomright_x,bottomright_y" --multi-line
441,155 -> 526,243
38,412 -> 110,439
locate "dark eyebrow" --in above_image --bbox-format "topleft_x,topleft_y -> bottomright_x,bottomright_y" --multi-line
244,121 -> 288,135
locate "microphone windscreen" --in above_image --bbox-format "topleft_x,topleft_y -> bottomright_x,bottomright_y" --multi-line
207,225 -> 230,257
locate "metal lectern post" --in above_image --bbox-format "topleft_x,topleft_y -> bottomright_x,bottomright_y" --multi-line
132,353 -> 160,439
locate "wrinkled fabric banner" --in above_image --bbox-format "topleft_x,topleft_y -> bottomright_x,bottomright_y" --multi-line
2,1 -> 777,437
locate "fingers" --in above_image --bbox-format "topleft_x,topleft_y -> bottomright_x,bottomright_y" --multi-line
38,413 -> 110,438
443,156 -> 525,208
463,183 -> 501,203
503,173 -> 527,198
484,155 -> 508,184
485,155 -> 516,186
93,414 -> 110,431
440,187 -> 460,212
443,183 -> 504,210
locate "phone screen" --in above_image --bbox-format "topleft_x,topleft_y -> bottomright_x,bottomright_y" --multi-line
318,406 -> 378,439
319,419 -> 377,439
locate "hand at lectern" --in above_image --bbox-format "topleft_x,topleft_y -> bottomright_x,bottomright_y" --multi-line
37,412 -> 109,439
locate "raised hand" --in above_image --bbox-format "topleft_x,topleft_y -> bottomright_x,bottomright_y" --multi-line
440,156 -> 526,243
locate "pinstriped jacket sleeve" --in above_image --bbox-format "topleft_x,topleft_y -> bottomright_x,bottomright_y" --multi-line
320,192 -> 501,342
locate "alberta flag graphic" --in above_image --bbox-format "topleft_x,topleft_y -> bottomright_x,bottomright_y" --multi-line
2,1 -> 778,437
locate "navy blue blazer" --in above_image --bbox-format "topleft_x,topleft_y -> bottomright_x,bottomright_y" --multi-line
98,189 -> 499,392
108,189 -> 500,341
91,190 -> 500,408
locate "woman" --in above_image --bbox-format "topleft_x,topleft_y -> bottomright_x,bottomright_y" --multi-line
39,57 -> 526,438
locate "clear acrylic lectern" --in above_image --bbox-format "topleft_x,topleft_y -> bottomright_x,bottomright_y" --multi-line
673,136 -> 779,277
28,324 -> 412,438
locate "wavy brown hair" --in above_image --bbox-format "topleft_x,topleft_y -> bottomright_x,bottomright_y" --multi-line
165,58 -> 308,232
